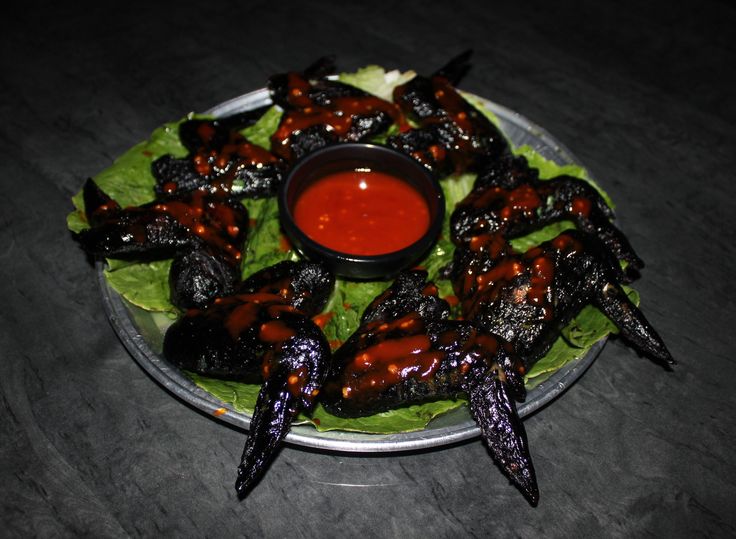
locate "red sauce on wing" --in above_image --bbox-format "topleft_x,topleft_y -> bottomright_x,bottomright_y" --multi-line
571,196 -> 592,218
293,169 -> 430,256
151,190 -> 246,264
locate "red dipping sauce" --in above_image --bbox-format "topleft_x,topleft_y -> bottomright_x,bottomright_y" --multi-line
293,169 -> 430,256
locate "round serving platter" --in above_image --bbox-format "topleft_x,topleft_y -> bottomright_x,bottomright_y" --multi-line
98,87 -> 606,453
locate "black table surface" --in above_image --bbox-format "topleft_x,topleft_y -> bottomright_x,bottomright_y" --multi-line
3,1 -> 735,537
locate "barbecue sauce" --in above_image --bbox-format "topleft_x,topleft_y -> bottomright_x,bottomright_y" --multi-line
293,169 -> 430,256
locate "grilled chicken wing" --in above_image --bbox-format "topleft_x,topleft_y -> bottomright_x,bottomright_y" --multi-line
448,230 -> 673,368
321,270 -> 538,504
152,108 -> 286,199
388,50 -> 511,176
76,179 -> 249,309
267,57 -> 404,162
164,260 -> 335,496
451,154 -> 644,274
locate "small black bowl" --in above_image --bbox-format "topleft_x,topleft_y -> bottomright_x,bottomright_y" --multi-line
279,143 -> 445,280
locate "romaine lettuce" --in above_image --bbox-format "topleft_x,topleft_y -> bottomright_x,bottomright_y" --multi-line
68,66 -> 627,434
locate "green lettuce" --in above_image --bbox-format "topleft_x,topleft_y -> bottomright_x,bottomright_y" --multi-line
67,119 -> 192,233
338,65 -> 417,102
69,65 -> 628,434
240,106 -> 282,150
104,259 -> 177,314
240,197 -> 297,277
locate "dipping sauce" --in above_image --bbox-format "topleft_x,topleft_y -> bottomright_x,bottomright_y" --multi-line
293,169 -> 430,256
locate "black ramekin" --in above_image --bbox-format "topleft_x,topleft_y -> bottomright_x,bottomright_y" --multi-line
278,143 -> 445,280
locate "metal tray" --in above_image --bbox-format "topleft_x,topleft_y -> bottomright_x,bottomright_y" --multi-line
99,88 -> 605,453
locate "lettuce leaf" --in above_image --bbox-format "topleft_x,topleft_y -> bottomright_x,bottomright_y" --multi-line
515,144 -> 614,208
240,197 -> 297,277
525,287 -> 639,386
320,279 -> 390,348
187,372 -> 262,413
70,66 -> 629,435
240,106 -> 283,150
104,259 -> 177,314
67,119 -> 192,233
338,65 -> 417,102
187,370 -> 461,434
309,399 -> 462,434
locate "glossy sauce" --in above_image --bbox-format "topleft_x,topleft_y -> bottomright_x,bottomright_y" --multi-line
341,319 -> 444,398
270,87 -> 405,161
159,120 -> 281,197
454,231 -> 564,323
293,169 -> 431,256
150,190 -> 247,264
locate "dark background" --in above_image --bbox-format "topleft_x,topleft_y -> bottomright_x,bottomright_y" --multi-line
2,1 -> 734,536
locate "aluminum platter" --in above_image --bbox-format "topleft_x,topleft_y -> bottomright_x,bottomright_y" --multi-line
98,87 -> 606,453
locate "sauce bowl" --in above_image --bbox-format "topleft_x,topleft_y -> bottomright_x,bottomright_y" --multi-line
279,143 -> 445,280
